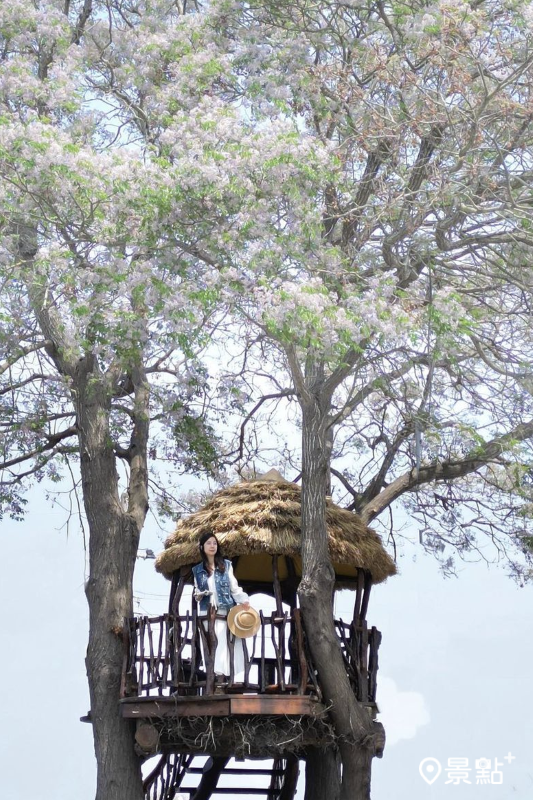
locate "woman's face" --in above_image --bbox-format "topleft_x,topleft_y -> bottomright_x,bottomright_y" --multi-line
202,536 -> 218,556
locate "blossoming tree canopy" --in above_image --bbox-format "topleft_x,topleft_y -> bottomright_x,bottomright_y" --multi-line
2,3 -> 533,800
1,0 -> 533,553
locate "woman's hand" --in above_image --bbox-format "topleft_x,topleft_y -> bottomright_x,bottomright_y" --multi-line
242,601 -> 250,609
194,589 -> 212,601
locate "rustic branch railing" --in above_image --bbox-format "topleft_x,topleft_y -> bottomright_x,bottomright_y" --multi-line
122,610 -> 380,705
144,753 -> 193,800
334,619 -> 381,705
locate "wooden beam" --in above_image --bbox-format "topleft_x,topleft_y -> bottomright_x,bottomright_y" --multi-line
182,789 -> 279,796
230,695 -> 322,716
186,768 -> 285,776
191,756 -> 229,800
120,694 -> 324,720
120,696 -> 230,718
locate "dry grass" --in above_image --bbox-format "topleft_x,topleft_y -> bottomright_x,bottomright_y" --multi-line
156,478 -> 396,584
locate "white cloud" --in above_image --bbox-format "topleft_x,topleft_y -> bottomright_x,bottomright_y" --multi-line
377,677 -> 430,746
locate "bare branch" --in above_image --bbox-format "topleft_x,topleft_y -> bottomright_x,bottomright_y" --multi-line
234,389 -> 296,463
360,419 -> 533,524
0,343 -> 48,376
71,0 -> 93,45
0,425 -> 78,471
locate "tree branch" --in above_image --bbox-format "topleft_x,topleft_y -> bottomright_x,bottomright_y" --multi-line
235,389 -> 296,463
0,343 -> 47,376
327,353 -> 436,428
125,359 -> 150,529
0,373 -> 51,395
1,446 -> 78,483
360,418 -> 533,523
16,224 -> 79,376
0,425 -> 78,471
71,0 -> 93,45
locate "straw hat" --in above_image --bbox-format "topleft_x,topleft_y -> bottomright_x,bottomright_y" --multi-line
227,604 -> 261,638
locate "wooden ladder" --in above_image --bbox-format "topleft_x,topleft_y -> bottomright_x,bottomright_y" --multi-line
144,754 -> 300,800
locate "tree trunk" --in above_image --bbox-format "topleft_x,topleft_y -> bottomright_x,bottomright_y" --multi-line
75,357 -> 145,800
298,387 -> 378,800
20,230 -> 147,799
304,747 -> 340,800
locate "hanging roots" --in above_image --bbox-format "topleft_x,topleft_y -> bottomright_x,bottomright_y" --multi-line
156,713 -> 336,758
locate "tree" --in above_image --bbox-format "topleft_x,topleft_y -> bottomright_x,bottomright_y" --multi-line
186,2 -> 533,796
0,3 -> 236,799
0,2 -> 337,797
2,2 -> 533,800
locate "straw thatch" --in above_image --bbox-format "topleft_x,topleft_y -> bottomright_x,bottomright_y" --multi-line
156,474 -> 396,586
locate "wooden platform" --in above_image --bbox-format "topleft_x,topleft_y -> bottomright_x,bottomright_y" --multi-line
120,693 -> 324,720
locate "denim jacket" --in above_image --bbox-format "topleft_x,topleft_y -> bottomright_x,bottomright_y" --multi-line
192,559 -> 236,613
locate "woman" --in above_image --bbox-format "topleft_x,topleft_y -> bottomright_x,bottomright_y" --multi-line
192,532 -> 250,685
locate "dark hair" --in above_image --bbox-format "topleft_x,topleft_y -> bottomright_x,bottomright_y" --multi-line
198,532 -> 226,573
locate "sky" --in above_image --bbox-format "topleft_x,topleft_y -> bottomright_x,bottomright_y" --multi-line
1,489 -> 532,800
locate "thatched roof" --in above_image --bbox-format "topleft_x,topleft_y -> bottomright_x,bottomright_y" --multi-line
156,472 -> 397,586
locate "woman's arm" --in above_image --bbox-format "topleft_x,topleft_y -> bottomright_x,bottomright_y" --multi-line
227,563 -> 250,607
193,567 -> 212,603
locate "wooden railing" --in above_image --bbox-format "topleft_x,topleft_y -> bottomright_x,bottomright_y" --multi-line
121,609 -> 380,705
335,620 -> 382,705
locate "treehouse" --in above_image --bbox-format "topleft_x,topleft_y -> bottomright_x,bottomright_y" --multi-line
120,470 -> 396,799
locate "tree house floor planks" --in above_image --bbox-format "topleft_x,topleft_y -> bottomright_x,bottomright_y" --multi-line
120,693 -> 324,720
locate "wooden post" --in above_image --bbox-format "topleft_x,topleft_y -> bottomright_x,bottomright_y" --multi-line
242,635 -> 251,688
169,572 -> 179,615
368,626 -> 382,704
146,618 -> 156,689
192,757 -> 230,800
272,557 -> 286,691
190,607 -> 199,690
228,621 -> 235,686
260,610 -> 267,693
284,557 -> 299,610
353,570 -> 365,626
359,620 -> 369,704
272,555 -> 284,616
170,568 -> 189,616
293,609 -> 308,695
138,616 -> 146,696
203,605 -> 217,695
120,617 -> 132,699
279,756 -> 300,800
360,571 -> 372,622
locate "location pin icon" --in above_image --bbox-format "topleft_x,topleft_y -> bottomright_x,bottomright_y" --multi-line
419,757 -> 442,785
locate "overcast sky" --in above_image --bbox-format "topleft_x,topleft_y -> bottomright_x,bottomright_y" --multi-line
2,490 -> 532,800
